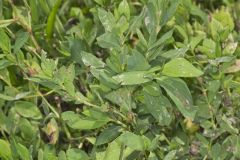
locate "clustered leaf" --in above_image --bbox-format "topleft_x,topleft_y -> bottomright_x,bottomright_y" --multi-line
0,0 -> 240,159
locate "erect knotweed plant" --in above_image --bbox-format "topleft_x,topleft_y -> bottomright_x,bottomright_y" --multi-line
0,0 -> 240,159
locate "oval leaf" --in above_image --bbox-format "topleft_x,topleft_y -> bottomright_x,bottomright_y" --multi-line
66,149 -> 90,160
0,139 -> 12,159
14,101 -> 42,119
157,77 -> 197,119
96,126 -> 122,146
82,51 -> 105,68
62,110 -> 110,130
143,93 -> 172,126
162,58 -> 203,77
103,141 -> 121,160
118,132 -> 146,151
113,71 -> 153,85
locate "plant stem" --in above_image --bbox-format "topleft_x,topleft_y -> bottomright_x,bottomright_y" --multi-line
38,91 -> 60,118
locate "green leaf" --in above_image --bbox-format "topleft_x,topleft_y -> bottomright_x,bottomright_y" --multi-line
161,47 -> 188,59
82,108 -> 109,120
145,1 -> 157,34
116,15 -> 129,35
96,126 -> 122,145
45,0 -> 62,39
16,143 -> 31,160
143,93 -> 172,126
222,41 -> 238,55
105,87 -> 135,112
0,92 -> 30,101
54,64 -> 75,96
128,8 -> 145,33
103,141 -> 121,160
94,0 -> 104,6
232,135 -> 240,158
162,58 -> 203,77
197,38 -> 216,58
98,8 -> 116,32
160,0 -> 181,26
163,150 -> 177,160
66,149 -> 90,160
0,59 -> 13,70
18,118 -> 37,140
148,30 -> 173,51
13,31 -> 29,54
82,51 -> 105,68
14,101 -> 42,119
113,71 -> 153,85
0,139 -> 12,159
190,35 -> 205,50
62,110 -> 110,130
12,6 -> 31,30
219,115 -> 239,134
210,8 -> 234,41
0,110 -> 7,131
118,132 -> 146,151
39,54 -> 58,78
0,93 -> 15,101
106,51 -> 124,73
136,29 -> 148,47
127,50 -> 150,71
42,144 -> 58,160
175,25 -> 188,43
98,70 -> 120,89
0,29 -> 11,53
90,68 -> 119,89
207,80 -> 221,102
210,143 -> 223,160
189,3 -> 208,23
97,32 -> 121,49
118,0 -> 130,20
157,77 -> 197,119
29,0 -> 39,23
58,151 -> 67,160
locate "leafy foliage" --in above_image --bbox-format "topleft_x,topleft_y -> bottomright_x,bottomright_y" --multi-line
0,0 -> 240,159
